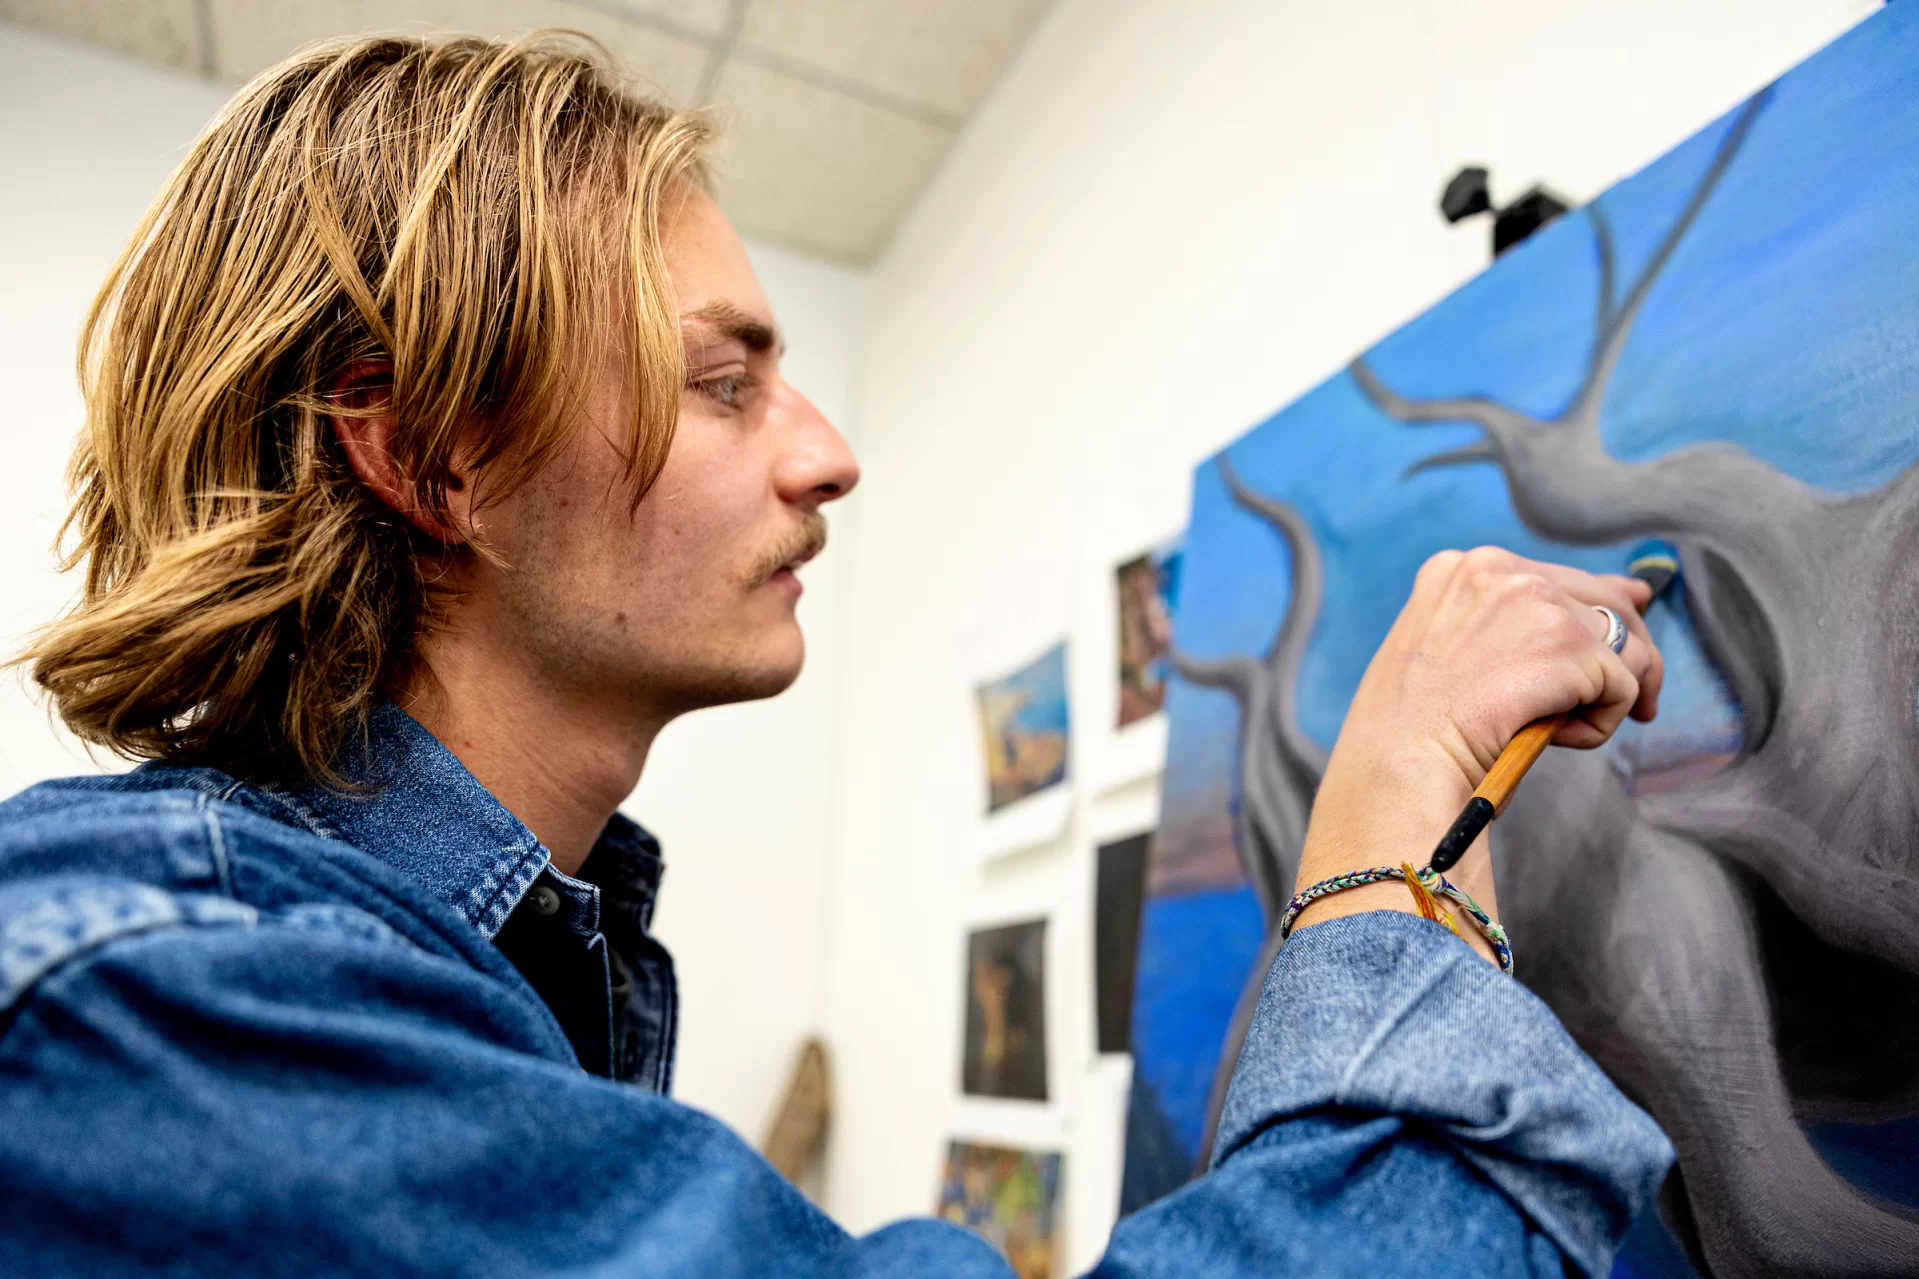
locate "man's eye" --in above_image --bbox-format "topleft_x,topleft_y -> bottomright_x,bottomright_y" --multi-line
692,373 -> 755,409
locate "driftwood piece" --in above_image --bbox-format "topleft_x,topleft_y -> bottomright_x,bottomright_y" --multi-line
762,1037 -> 832,1186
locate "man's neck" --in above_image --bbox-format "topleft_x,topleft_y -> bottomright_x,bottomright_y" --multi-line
395,644 -> 666,878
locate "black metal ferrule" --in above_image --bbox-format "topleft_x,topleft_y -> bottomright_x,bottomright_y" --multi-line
1428,796 -> 1496,874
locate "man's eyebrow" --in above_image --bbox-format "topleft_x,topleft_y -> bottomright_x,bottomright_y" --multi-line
680,301 -> 781,356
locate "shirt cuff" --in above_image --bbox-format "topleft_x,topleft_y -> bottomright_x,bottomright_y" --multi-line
1209,910 -> 1674,1277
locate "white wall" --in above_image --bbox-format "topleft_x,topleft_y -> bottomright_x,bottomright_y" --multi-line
0,22 -> 864,1151
818,0 -> 1879,1263
0,27 -> 229,794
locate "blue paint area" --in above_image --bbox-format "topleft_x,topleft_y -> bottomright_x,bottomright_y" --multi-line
1611,1208 -> 1701,1279
1808,1115 -> 1919,1212
1611,585 -> 1745,771
1156,546 -> 1184,614
1142,543 -> 1183,694
1129,885 -> 1267,1162
1131,8 -> 1919,1273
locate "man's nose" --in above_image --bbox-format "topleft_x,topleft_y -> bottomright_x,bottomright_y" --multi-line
771,382 -> 860,507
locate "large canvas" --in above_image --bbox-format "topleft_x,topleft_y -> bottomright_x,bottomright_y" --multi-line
1124,11 -> 1919,1277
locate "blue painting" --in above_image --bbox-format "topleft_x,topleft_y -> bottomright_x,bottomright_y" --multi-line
977,642 -> 1070,813
1124,10 -> 1919,1276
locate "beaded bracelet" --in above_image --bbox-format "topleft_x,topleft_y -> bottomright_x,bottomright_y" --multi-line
1277,863 -> 1514,976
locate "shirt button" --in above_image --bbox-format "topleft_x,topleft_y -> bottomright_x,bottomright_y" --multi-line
526,884 -> 563,917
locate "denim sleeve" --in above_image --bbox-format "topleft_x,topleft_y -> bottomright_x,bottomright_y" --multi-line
0,898 -> 1012,1279
2,891 -> 1669,1278
1095,911 -> 1674,1279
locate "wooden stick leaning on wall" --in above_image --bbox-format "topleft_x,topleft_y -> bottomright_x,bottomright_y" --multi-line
762,1037 -> 832,1187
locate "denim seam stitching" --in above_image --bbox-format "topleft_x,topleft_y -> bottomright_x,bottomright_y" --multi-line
196,795 -> 235,898
264,789 -> 343,843
1,891 -> 259,1016
5,917 -> 258,1016
468,839 -> 547,938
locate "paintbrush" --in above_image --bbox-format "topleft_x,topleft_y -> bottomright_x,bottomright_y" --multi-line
1427,541 -> 1680,874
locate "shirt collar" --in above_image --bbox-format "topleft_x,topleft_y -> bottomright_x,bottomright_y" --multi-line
271,703 -> 659,940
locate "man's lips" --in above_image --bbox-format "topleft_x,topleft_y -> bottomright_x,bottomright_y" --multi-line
752,518 -> 829,586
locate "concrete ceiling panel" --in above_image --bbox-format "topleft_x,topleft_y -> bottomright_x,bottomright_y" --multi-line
8,0 -> 1058,262
562,0 -> 734,43
707,56 -> 955,263
0,0 -> 202,75
206,0 -> 709,103
738,0 -> 1051,118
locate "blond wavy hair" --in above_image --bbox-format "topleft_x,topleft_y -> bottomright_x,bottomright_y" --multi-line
24,32 -> 711,786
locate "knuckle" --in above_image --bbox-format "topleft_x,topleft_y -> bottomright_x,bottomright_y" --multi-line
1500,572 -> 1555,606
1460,545 -> 1512,577
1417,549 -> 1465,585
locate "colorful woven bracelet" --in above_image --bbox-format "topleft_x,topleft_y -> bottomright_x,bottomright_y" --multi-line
1278,864 -> 1514,976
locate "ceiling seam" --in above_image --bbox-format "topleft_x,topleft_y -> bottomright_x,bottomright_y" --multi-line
554,0 -> 962,131
192,0 -> 215,79
553,0 -> 723,52
695,0 -> 750,105
726,43 -> 963,132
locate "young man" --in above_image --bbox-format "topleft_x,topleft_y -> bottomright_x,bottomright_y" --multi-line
0,34 -> 1672,1277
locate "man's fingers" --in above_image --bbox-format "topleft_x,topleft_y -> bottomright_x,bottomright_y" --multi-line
1537,564 -> 1664,723
1553,643 -> 1641,748
1588,580 -> 1663,721
1626,628 -> 1663,720
1525,561 -> 1642,614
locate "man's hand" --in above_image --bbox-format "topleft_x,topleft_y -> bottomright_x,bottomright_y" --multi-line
1291,547 -> 1665,959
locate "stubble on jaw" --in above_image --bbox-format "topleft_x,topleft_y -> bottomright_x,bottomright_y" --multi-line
477,487 -> 818,716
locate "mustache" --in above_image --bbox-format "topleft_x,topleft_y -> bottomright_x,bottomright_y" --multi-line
746,513 -> 829,586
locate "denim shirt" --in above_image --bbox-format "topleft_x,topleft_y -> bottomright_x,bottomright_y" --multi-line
0,705 -> 1673,1277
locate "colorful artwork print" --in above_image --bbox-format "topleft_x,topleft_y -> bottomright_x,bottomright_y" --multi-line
1125,11 -> 1919,1278
962,918 -> 1048,1101
1115,540 -> 1183,727
935,1142 -> 1063,1279
977,643 -> 1070,813
1094,831 -> 1151,1054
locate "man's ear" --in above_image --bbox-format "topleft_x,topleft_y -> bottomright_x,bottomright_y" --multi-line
326,361 -> 470,543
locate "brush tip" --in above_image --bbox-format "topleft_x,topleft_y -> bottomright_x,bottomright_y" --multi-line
1627,539 -> 1680,599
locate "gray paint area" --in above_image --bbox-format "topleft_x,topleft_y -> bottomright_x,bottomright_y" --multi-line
1187,88 -> 1919,1278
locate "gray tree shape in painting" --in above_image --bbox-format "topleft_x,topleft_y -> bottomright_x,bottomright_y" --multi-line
1332,85 -> 1919,1277
1170,455 -> 1329,1163
1172,453 -> 1330,921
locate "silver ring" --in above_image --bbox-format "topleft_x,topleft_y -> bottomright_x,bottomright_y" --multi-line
1594,605 -> 1628,655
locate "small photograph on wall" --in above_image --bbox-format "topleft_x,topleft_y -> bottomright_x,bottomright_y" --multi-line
1094,831 -> 1151,1055
976,642 -> 1070,813
1114,538 -> 1182,728
962,918 -> 1048,1101
935,1140 -> 1064,1279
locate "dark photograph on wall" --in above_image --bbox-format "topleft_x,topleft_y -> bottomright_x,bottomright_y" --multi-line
962,918 -> 1048,1101
1094,831 -> 1151,1054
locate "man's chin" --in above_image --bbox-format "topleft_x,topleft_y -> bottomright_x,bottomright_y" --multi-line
671,649 -> 804,712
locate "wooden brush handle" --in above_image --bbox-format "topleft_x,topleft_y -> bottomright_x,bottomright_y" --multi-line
1473,713 -> 1566,816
